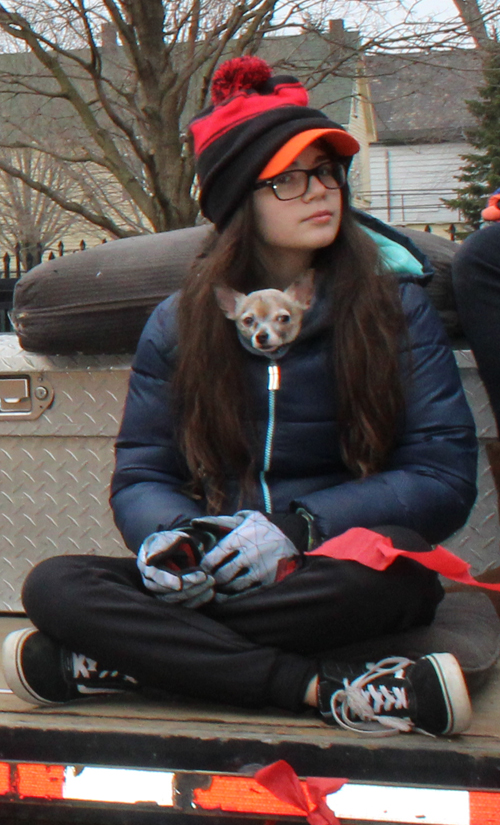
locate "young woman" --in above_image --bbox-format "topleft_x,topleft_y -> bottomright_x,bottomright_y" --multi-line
3,58 -> 478,736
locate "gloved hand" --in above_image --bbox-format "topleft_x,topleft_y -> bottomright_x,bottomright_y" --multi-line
266,509 -> 319,553
137,530 -> 216,608
195,510 -> 300,601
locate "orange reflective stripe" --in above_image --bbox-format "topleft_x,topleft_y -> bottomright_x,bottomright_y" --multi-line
193,775 -> 312,816
1,761 -> 500,823
0,762 -> 10,795
470,790 -> 500,825
17,764 -> 65,799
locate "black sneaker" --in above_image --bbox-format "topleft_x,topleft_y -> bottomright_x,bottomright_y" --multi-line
317,653 -> 471,736
2,628 -> 138,706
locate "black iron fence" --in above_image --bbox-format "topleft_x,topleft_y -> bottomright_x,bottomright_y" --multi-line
2,239 -> 93,279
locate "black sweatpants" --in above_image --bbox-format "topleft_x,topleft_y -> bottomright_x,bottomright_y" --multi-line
22,526 -> 443,712
452,222 -> 500,434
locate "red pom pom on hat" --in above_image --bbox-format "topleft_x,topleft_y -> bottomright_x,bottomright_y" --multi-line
211,56 -> 272,104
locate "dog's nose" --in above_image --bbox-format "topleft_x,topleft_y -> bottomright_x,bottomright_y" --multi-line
256,331 -> 269,345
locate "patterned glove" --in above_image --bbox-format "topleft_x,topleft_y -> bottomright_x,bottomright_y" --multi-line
196,510 -> 300,601
137,530 -> 216,609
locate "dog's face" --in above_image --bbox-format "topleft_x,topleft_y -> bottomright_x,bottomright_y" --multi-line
215,272 -> 315,353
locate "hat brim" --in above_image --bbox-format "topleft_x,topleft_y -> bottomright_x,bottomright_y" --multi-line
258,127 -> 360,179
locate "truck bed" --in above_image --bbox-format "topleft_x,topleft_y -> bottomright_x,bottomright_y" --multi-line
0,339 -> 499,822
1,615 -> 500,824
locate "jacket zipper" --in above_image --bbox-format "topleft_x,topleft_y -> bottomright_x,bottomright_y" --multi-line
260,362 -> 280,514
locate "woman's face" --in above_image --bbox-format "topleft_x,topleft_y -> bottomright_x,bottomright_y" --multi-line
252,143 -> 343,260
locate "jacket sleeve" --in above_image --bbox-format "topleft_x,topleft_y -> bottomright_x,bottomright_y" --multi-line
292,283 -> 478,546
110,295 -> 204,553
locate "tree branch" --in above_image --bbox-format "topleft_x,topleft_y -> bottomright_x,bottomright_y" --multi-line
0,153 -> 138,237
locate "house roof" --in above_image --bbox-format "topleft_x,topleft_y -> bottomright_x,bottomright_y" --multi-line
365,49 -> 484,143
180,25 -> 362,128
0,24 -> 363,142
0,47 -> 99,144
258,27 -> 360,125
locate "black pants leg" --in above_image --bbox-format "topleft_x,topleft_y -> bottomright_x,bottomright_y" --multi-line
452,223 -> 500,434
22,526 -> 442,712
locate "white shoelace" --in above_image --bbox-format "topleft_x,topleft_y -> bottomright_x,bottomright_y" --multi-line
330,656 -> 414,736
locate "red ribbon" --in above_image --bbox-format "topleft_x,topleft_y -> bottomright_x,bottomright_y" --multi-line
255,760 -> 346,825
307,527 -> 500,590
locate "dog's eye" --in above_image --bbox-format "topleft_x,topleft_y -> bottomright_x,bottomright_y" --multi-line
277,314 -> 291,324
242,315 -> 254,327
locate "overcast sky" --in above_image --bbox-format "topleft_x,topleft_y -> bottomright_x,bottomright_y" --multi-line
341,0 -> 497,42
335,0 -> 488,49
341,0 -> 461,29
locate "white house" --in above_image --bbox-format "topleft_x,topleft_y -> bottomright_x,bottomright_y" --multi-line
363,50 -> 484,235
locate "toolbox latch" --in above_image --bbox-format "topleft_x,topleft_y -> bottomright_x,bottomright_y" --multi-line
0,374 -> 54,419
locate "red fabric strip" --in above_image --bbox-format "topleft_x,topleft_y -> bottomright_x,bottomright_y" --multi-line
254,761 -> 346,825
307,527 -> 500,590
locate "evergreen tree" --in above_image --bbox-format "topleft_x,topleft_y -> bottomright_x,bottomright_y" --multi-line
445,46 -> 500,233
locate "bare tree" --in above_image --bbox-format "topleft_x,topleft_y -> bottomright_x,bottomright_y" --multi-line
0,0 -> 304,235
0,148 -> 88,266
0,0 -> 497,237
451,0 -> 494,49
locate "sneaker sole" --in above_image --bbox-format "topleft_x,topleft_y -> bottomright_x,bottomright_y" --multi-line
2,628 -> 59,706
425,652 -> 472,735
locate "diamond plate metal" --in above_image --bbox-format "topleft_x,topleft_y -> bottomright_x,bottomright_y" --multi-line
0,370 -> 130,438
0,333 -> 132,373
454,349 -> 497,438
0,337 -> 497,609
0,334 -> 133,610
446,443 -> 500,575
448,349 -> 500,574
0,436 -> 127,611
0,334 -> 131,438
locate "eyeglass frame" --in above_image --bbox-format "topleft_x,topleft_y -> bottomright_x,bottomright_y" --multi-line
253,160 -> 348,202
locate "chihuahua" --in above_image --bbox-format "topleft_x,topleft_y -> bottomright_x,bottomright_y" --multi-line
214,271 -> 315,353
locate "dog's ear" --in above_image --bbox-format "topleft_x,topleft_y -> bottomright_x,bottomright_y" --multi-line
285,271 -> 315,310
214,285 -> 244,319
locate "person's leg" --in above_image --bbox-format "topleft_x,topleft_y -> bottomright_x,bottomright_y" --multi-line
452,223 -> 500,434
452,223 -> 500,564
20,554 -> 315,711
5,528 -> 471,734
18,526 -> 441,709
209,525 -> 443,653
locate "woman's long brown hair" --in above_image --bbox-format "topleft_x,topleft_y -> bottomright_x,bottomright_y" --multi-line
175,189 -> 408,513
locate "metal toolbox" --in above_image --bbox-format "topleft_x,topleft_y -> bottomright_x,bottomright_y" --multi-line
0,335 -> 497,611
0,334 -> 131,610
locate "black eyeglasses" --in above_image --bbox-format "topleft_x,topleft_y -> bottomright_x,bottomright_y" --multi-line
254,161 -> 347,201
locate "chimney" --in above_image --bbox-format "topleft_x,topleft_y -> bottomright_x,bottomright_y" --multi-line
101,22 -> 118,50
329,19 -> 345,40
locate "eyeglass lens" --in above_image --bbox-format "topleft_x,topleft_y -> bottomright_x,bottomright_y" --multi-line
272,162 -> 346,201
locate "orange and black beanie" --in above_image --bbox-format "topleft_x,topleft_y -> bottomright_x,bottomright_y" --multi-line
189,56 -> 359,230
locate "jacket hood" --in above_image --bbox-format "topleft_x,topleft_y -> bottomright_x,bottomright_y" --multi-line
353,210 -> 433,283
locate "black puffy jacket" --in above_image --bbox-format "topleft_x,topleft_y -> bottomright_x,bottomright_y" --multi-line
111,221 -> 477,553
